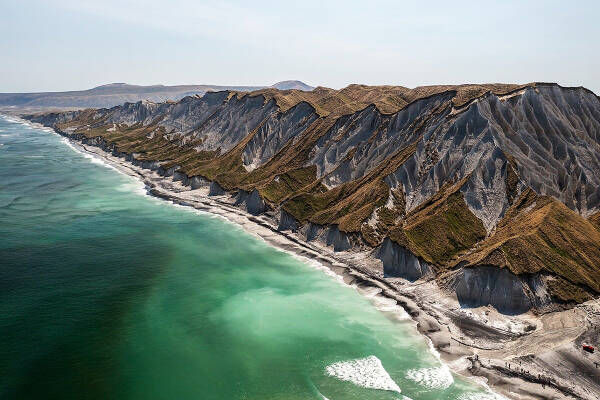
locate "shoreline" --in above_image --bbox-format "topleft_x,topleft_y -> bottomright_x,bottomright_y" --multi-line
6,114 -> 599,399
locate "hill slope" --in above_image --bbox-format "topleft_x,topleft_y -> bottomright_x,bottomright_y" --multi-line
25,82 -> 600,313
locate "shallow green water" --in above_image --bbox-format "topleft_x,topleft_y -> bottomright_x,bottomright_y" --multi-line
0,116 -> 497,399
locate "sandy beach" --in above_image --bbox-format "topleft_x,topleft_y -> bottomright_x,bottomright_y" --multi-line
21,118 -> 600,400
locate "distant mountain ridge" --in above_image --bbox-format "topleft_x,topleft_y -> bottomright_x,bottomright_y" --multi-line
0,81 -> 314,108
271,80 -> 315,91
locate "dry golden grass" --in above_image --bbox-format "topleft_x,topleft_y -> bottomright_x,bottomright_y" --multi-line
235,83 -> 533,118
590,211 -> 600,232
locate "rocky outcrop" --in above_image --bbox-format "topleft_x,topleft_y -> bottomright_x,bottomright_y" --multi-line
234,189 -> 268,215
304,223 -> 324,242
173,171 -> 189,186
302,223 -> 356,252
325,225 -> 353,252
136,160 -> 161,170
376,238 -> 431,281
209,181 -> 226,196
446,266 -> 552,315
278,210 -> 298,232
158,165 -> 179,177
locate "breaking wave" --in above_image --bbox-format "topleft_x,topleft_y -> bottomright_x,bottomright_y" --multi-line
325,355 -> 401,393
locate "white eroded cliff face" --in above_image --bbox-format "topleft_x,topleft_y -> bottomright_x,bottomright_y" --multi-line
243,101 -> 317,171
191,96 -> 279,154
384,86 -> 600,231
482,86 -> 600,216
311,93 -> 453,187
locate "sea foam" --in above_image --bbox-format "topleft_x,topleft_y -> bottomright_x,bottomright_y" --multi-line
405,364 -> 454,389
325,355 -> 401,393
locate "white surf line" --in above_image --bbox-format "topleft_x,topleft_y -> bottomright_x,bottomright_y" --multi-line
63,139 -> 122,173
4,114 -> 504,399
0,115 -> 55,133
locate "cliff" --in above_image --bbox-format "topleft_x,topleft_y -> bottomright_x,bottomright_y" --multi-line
25,82 -> 600,314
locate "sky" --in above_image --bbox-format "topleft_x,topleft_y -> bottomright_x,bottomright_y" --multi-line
1,0 -> 599,94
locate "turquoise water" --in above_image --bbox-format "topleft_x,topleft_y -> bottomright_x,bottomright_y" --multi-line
0,116 -> 496,400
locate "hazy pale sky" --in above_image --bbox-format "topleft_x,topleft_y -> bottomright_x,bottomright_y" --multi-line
1,0 -> 598,93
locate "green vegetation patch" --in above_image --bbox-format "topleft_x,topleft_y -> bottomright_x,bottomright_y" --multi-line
402,189 -> 487,266
283,177 -> 389,233
258,166 -> 323,204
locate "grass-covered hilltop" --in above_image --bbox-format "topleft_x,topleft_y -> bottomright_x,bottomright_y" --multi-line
27,82 -> 600,313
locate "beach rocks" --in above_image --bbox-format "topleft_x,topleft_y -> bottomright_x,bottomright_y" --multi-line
277,209 -> 298,232
208,181 -> 226,196
234,189 -> 267,215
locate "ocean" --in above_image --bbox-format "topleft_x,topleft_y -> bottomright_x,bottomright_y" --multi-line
0,115 -> 499,400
